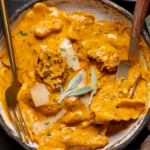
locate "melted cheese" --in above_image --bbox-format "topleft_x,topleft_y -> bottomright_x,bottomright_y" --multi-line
33,109 -> 66,134
30,84 -> 50,107
59,38 -> 81,71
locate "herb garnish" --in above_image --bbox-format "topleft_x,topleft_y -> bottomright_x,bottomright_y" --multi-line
145,15 -> 150,35
89,68 -> 97,104
64,57 -> 67,60
60,48 -> 66,51
45,122 -> 49,126
53,98 -> 56,104
27,42 -> 31,46
115,27 -> 119,31
85,48 -> 91,51
17,31 -> 28,36
70,67 -> 74,72
46,132 -> 51,136
98,28 -> 102,32
69,86 -> 93,96
85,22 -> 93,26
58,74 -> 93,104
66,72 -> 69,76
59,85 -> 64,95
48,10 -> 53,13
71,106 -> 74,110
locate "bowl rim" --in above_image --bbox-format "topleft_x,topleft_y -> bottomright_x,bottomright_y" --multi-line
0,0 -> 149,150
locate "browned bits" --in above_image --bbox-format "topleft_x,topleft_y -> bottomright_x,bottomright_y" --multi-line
36,49 -> 68,90
88,49 -> 119,73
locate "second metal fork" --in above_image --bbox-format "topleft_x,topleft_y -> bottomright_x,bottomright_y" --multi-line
0,0 -> 33,143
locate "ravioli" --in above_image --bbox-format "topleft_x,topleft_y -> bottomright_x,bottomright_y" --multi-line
0,2 -> 150,150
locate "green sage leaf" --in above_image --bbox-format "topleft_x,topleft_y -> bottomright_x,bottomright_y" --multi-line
67,74 -> 82,90
71,86 -> 93,96
89,68 -> 97,104
58,91 -> 72,104
91,68 -> 97,92
89,90 -> 94,104
145,15 -> 150,35
59,84 -> 64,95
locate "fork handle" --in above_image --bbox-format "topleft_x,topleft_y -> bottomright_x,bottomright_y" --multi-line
0,0 -> 17,80
132,0 -> 150,38
129,0 -> 150,56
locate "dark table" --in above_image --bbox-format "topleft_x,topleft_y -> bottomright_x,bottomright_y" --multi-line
0,0 -> 150,150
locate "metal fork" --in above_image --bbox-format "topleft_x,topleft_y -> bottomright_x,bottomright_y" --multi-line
0,0 -> 32,143
115,0 -> 150,97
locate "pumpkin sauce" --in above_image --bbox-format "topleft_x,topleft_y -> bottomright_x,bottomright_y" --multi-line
0,2 -> 150,150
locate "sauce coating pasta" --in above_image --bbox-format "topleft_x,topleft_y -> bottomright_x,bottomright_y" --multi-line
0,3 -> 150,150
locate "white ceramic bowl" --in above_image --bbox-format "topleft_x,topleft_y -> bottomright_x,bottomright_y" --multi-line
0,0 -> 150,149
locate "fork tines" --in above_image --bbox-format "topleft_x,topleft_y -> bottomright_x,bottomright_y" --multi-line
8,103 -> 33,143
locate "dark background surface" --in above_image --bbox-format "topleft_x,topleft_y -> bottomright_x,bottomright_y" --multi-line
0,0 -> 150,150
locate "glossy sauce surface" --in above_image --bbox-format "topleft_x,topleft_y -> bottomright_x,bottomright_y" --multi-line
0,3 -> 150,150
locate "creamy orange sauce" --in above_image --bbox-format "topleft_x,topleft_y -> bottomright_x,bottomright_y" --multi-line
0,3 -> 150,150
